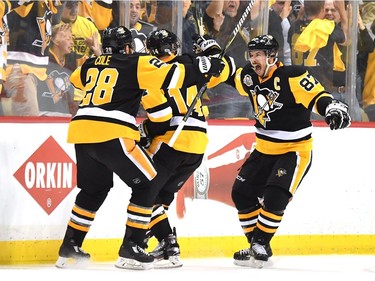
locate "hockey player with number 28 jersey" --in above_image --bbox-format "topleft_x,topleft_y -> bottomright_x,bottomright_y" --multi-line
56,26 -> 224,270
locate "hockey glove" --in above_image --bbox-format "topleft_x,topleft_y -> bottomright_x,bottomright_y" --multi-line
138,120 -> 151,149
195,56 -> 225,78
324,99 -> 351,130
192,34 -> 222,57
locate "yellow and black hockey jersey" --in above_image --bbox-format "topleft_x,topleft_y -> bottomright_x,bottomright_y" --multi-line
142,54 -> 235,154
6,0 -> 62,80
68,52 -> 208,144
0,0 -> 43,89
7,2 -> 61,62
226,62 -> 333,155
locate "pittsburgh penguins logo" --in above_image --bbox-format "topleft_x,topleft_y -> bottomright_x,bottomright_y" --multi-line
50,70 -> 70,90
276,168 -> 287,177
131,29 -> 147,53
43,70 -> 71,103
252,85 -> 283,127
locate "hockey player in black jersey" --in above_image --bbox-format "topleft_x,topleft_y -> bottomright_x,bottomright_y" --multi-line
55,26 -> 224,270
224,34 -> 351,268
138,29 -> 234,268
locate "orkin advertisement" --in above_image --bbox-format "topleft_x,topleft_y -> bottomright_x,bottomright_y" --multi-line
1,119 -> 375,243
13,136 -> 77,215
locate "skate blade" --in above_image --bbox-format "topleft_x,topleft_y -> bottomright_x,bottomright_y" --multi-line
115,257 -> 153,270
154,256 -> 183,269
55,256 -> 90,269
250,257 -> 266,269
233,259 -> 252,267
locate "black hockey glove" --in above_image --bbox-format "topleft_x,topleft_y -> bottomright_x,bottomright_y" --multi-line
138,120 -> 151,149
192,34 -> 222,57
195,56 -> 225,78
324,99 -> 351,130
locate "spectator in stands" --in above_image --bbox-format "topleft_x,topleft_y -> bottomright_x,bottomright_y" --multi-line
60,1 -> 102,68
60,0 -> 101,104
288,0 -> 363,121
204,0 -> 259,67
323,0 -> 347,90
326,0 -> 365,121
129,0 -> 156,53
147,0 -> 201,54
151,1 -> 173,30
38,23 -> 77,116
289,0 -> 303,22
203,0 -> 224,38
268,0 -> 292,65
182,0 -> 200,53
78,0 -> 120,32
360,18 -> 375,121
202,0 -> 261,119
0,9 -> 9,115
324,0 -> 340,22
360,0 -> 375,26
4,1 -> 63,116
357,10 -> 374,94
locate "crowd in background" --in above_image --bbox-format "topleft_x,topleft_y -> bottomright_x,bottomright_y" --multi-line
0,0 -> 374,122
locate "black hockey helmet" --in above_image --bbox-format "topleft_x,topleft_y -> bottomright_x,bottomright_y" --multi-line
146,29 -> 181,57
248,35 -> 279,58
102,26 -> 133,54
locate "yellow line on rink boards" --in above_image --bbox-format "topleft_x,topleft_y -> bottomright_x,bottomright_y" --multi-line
0,235 -> 374,265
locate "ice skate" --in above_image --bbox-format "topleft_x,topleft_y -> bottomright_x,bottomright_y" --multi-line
55,239 -> 90,268
248,241 -> 270,268
233,243 -> 272,268
149,230 -> 182,269
115,240 -> 154,270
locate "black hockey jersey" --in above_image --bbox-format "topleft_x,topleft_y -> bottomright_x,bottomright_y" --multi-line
226,62 -> 333,155
68,52 -> 207,144
141,54 -> 234,154
7,1 -> 62,67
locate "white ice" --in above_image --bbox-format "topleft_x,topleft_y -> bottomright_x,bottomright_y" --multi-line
1,256 -> 374,280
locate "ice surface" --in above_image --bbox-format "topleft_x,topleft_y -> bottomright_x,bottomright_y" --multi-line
1,256 -> 374,280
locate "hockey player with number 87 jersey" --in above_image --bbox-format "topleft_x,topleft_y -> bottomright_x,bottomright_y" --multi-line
225,34 -> 351,268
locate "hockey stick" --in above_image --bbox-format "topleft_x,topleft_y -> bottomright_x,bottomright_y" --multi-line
168,0 -> 256,147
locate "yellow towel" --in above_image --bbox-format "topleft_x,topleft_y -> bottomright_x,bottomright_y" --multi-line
295,19 -> 335,52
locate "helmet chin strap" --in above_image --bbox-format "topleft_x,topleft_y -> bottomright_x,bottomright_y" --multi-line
263,55 -> 278,78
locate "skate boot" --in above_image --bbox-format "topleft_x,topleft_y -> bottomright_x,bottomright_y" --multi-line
248,239 -> 271,268
55,239 -> 90,268
149,230 -> 182,268
233,243 -> 272,268
115,240 -> 154,270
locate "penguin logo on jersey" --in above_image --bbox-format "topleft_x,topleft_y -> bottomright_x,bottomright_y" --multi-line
253,85 -> 283,127
276,168 -> 287,177
43,70 -> 72,103
131,29 -> 148,53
